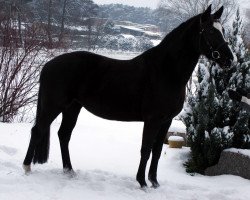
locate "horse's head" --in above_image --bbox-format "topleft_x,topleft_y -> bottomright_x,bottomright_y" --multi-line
198,5 -> 234,68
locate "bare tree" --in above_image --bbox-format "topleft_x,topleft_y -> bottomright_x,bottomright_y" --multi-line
89,18 -> 114,51
28,0 -> 57,48
159,0 -> 237,24
58,0 -> 98,44
46,0 -> 53,48
0,0 -> 31,47
0,13 -> 53,122
58,0 -> 67,43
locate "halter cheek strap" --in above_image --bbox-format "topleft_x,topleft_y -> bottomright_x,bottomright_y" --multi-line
199,19 -> 228,60
210,40 -> 228,60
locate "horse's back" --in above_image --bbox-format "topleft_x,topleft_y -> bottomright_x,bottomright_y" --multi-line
39,51 -> 147,121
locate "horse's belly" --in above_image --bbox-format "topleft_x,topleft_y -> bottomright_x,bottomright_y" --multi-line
81,95 -> 143,122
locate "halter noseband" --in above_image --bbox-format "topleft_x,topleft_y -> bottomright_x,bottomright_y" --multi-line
199,18 -> 228,60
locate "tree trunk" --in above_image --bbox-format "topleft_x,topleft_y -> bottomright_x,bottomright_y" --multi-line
59,0 -> 67,43
17,7 -> 24,47
47,0 -> 53,48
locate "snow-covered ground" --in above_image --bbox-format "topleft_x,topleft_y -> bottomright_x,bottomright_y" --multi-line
238,0 -> 250,9
1,109 -> 250,200
238,0 -> 250,21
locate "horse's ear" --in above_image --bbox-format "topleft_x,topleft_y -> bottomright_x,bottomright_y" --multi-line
213,6 -> 224,19
201,4 -> 212,23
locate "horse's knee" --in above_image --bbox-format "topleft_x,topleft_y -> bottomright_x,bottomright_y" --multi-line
140,146 -> 151,160
152,145 -> 163,158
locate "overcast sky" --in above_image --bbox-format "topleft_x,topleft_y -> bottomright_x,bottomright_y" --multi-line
93,0 -> 160,9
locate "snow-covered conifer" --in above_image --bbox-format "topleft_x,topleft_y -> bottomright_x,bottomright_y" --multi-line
182,9 -> 250,173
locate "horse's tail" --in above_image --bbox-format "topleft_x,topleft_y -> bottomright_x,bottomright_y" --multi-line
32,86 -> 50,164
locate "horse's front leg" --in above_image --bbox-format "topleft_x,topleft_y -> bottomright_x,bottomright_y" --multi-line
148,119 -> 172,188
136,120 -> 161,188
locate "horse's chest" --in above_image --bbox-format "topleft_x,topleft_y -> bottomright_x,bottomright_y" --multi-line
143,86 -> 185,119
165,94 -> 185,115
162,93 -> 184,113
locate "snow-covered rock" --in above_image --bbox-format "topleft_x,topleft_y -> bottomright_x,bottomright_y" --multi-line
205,149 -> 250,180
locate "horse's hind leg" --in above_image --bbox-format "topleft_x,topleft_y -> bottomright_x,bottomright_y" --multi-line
58,101 -> 81,173
23,104 -> 61,173
148,119 -> 172,188
23,125 -> 39,172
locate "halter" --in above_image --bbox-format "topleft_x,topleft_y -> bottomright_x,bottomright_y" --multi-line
199,18 -> 228,60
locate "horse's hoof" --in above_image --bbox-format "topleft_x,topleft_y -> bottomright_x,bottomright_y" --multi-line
63,168 -> 73,173
63,168 -> 76,177
151,181 -> 160,189
138,181 -> 147,189
148,176 -> 160,188
23,164 -> 31,174
140,185 -> 149,192
136,176 -> 148,189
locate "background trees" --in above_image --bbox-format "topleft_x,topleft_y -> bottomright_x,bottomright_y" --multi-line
0,4 -> 53,122
29,0 -> 99,48
159,0 -> 237,24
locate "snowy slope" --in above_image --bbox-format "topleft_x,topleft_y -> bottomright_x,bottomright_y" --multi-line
1,110 -> 250,200
238,0 -> 250,9
238,0 -> 250,21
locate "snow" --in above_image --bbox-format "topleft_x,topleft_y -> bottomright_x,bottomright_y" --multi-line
120,34 -> 137,39
65,25 -> 88,32
94,0 -> 159,9
236,0 -> 250,22
168,120 -> 186,133
168,136 -> 184,142
150,39 -> 161,46
238,0 -> 250,10
226,148 -> 250,158
1,109 -> 250,200
89,50 -> 140,60
120,25 -> 144,32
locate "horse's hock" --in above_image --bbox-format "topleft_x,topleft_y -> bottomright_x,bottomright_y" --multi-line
205,149 -> 250,180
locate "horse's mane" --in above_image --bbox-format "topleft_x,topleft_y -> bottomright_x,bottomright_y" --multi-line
159,14 -> 200,48
138,14 -> 201,61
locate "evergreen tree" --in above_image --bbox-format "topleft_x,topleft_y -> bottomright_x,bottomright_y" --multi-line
182,9 -> 250,173
182,59 -> 233,173
228,9 -> 250,148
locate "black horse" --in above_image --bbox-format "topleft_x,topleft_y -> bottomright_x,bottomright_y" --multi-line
23,5 -> 234,188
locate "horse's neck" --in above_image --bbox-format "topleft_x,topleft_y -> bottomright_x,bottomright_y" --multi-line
154,19 -> 200,86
